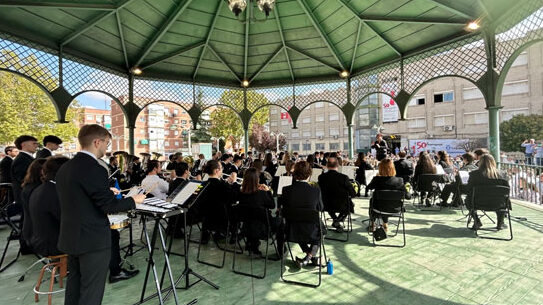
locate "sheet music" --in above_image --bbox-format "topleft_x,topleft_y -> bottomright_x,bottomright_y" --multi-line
171,182 -> 200,206
202,174 -> 208,181
340,166 -> 357,180
277,176 -> 292,195
436,164 -> 445,175
458,171 -> 470,184
310,169 -> 322,183
108,214 -> 128,225
275,165 -> 286,176
365,170 -> 377,184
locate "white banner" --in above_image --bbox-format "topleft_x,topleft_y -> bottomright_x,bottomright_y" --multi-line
409,139 -> 470,157
381,93 -> 399,122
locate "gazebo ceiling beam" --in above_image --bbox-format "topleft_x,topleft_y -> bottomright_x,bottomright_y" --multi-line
273,8 -> 294,81
350,20 -> 362,73
134,0 -> 193,67
250,46 -> 284,83
296,0 -> 346,71
207,45 -> 242,83
59,0 -> 137,47
336,0 -> 402,56
244,6 -> 250,80
141,41 -> 205,70
426,0 -> 476,20
286,45 -> 341,72
0,1 -> 117,10
193,0 -> 223,80
359,15 -> 468,25
115,11 -> 129,70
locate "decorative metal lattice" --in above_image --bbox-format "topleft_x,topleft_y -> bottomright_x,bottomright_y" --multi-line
0,33 -> 58,91
294,80 -> 348,111
133,78 -> 193,111
63,56 -> 128,100
351,62 -> 401,105
195,85 -> 245,112
403,34 -> 487,94
496,1 -> 543,72
248,86 -> 294,113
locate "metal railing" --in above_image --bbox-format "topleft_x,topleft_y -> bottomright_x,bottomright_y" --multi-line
499,162 -> 543,205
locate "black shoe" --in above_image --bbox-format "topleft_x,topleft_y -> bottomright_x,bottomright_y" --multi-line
470,218 -> 483,230
331,221 -> 340,229
109,268 -> 139,284
425,198 -> 431,207
310,256 -> 320,266
497,222 -> 507,230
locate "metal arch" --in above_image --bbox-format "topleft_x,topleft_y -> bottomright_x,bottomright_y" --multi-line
115,11 -> 129,70
60,0 -> 137,47
273,8 -> 294,81
0,1 -> 117,10
193,0 -> 223,80
296,0 -> 346,71
133,99 -> 192,119
141,41 -> 205,70
134,0 -> 193,67
426,0 -> 477,20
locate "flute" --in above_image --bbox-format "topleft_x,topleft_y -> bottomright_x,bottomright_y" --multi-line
222,173 -> 243,183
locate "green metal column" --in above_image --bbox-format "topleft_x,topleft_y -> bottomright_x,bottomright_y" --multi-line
346,78 -> 354,159
128,75 -> 135,155
488,106 -> 501,160
348,124 -> 354,159
244,128 -> 249,154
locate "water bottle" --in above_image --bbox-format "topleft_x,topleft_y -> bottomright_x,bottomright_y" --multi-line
326,259 -> 333,275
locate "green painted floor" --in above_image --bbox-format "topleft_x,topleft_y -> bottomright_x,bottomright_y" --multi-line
1,198 -> 543,305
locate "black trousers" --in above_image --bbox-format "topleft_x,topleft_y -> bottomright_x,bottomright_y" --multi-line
298,243 -> 319,256
109,229 -> 121,275
327,211 -> 348,222
65,248 -> 110,305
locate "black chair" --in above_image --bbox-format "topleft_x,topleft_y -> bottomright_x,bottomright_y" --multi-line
414,174 -> 443,208
322,200 -> 352,243
231,204 -> 276,279
0,183 -> 21,272
280,207 -> 327,288
468,185 -> 513,241
370,190 -> 406,248
196,205 -> 229,268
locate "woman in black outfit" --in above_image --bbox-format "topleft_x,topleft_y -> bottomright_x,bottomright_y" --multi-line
263,152 -> 277,177
29,156 -> 69,257
20,158 -> 47,248
237,168 -> 275,254
279,161 -> 323,268
355,152 -> 373,197
366,159 -> 405,232
413,151 -> 437,206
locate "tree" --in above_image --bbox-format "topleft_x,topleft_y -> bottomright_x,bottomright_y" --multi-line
500,114 -> 543,152
191,89 -> 212,143
249,123 -> 286,152
0,51 -> 80,145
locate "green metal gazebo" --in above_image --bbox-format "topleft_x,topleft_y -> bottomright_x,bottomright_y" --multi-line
0,0 -> 542,158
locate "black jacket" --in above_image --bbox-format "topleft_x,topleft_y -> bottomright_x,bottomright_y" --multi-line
367,176 -> 405,192
355,160 -> 373,185
168,177 -> 187,195
318,170 -> 355,212
237,190 -> 275,238
394,159 -> 413,184
56,152 -> 135,255
279,181 -> 323,243
21,181 -> 41,244
11,152 -> 34,206
465,169 -> 509,206
29,182 -> 62,257
372,140 -> 388,160
0,156 -> 13,183
36,148 -> 52,159
197,178 -> 236,230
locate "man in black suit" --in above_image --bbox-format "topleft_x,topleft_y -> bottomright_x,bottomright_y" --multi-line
317,157 -> 356,231
371,134 -> 388,161
394,151 -> 414,184
0,146 -> 18,183
56,124 -> 145,305
36,135 -> 63,159
229,155 -> 243,176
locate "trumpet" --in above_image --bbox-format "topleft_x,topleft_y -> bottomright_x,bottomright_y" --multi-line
222,173 -> 243,184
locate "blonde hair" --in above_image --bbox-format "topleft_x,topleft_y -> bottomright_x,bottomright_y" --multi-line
478,154 -> 499,179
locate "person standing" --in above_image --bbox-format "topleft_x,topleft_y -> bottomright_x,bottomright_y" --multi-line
0,146 -> 18,183
535,141 -> 543,166
521,139 -> 536,165
36,135 -> 63,159
371,134 -> 388,161
56,125 -> 145,305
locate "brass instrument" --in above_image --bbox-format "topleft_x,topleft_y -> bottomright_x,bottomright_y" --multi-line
140,152 -> 151,172
222,173 -> 243,184
151,152 -> 162,160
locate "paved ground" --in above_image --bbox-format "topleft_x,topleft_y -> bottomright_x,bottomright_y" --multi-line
1,197 -> 542,305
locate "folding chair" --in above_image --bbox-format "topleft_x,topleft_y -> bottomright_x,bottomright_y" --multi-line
370,190 -> 406,248
468,185 -> 513,241
414,174 -> 443,208
0,183 -> 21,272
280,207 -> 327,288
231,205 -> 276,279
196,205 -> 229,268
322,205 -> 352,242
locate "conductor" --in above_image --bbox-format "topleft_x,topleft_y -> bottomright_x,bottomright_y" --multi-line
56,124 -> 145,305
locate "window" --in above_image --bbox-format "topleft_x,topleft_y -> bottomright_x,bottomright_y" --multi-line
502,80 -> 529,96
86,115 -> 94,121
315,130 -> 324,137
174,141 -> 179,146
174,119 -> 179,124
270,121 -> 278,127
291,143 -> 300,151
270,108 -> 278,115
164,141 -> 169,147
174,130 -> 179,136
501,108 -> 529,122
315,143 -> 325,150
302,130 -> 311,137
462,87 -> 484,100
329,128 -> 339,136
303,143 -> 311,151
409,96 -> 425,106
302,117 -> 311,124
434,115 -> 454,127
464,112 -> 488,125
434,91 -> 454,103
329,143 -> 339,150
329,113 -> 339,121
281,120 -> 289,126
343,142 -> 349,150
408,117 -> 426,128
164,130 -> 169,136
314,102 -> 324,108
139,129 -> 145,134
173,109 -> 179,115
291,132 -> 300,138
316,115 -> 324,122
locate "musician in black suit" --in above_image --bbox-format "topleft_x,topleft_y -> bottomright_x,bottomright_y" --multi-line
229,155 -> 243,176
354,152 -> 373,197
20,159 -> 47,249
318,157 -> 355,231
56,125 -> 145,305
438,152 -> 478,207
0,146 -> 18,183
465,154 -> 509,230
168,162 -> 190,195
366,159 -> 405,232
35,135 -> 62,159
279,161 -> 323,268
394,151 -> 413,184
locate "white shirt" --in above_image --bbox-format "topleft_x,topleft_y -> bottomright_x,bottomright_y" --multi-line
141,174 -> 169,200
20,150 -> 34,158
80,150 -> 97,161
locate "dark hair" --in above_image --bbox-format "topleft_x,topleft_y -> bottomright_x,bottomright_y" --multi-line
264,153 -> 273,168
355,152 -> 365,167
4,146 -> 16,154
14,135 -> 38,150
233,155 -> 243,164
398,151 -> 406,158
306,154 -> 315,164
292,161 -> 312,181
146,160 -> 160,174
109,156 -> 117,164
437,150 -> 452,166
22,159 -> 47,187
42,156 -> 69,181
174,162 -> 189,176
326,157 -> 339,168
417,152 -> 436,174
78,124 -> 111,148
252,159 -> 263,172
462,152 -> 475,164
473,148 -> 489,157
285,159 -> 294,175
43,135 -> 62,146
203,159 -> 221,175
241,168 -> 259,194
169,154 -> 174,161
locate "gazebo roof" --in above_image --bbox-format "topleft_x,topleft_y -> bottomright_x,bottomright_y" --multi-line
0,0 -> 528,87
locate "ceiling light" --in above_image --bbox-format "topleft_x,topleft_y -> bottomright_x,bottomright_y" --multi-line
131,67 -> 142,75
467,21 -> 480,31
228,0 -> 247,17
241,79 -> 250,87
339,70 -> 350,78
257,0 -> 275,17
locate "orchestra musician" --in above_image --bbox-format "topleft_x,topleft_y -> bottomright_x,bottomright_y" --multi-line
355,152 -> 374,197
168,162 -> 190,195
35,135 -> 63,159
20,158 -> 47,250
56,124 -> 145,305
371,134 -> 388,161
229,155 -> 243,176
141,160 -> 169,200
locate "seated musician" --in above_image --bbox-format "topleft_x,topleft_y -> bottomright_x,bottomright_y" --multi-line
318,157 -> 356,232
366,159 -> 405,232
141,160 -> 169,199
21,159 -> 47,250
413,151 -> 437,206
252,159 -> 272,185
229,155 -> 243,176
355,152 -> 373,197
284,160 -> 295,176
237,168 -> 275,255
393,151 -> 413,185
279,161 -> 323,268
168,162 -> 190,195
306,154 -> 322,169
439,152 -> 478,207
198,160 -> 237,244
465,154 -> 509,230
221,154 -> 233,174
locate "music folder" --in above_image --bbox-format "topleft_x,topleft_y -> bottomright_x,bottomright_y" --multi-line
167,180 -> 206,209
